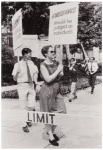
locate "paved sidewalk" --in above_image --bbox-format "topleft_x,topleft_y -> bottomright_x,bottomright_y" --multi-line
1,84 -> 102,148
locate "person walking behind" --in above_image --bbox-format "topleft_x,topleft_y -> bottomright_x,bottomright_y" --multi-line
12,48 -> 40,133
68,58 -> 78,102
39,45 -> 66,146
87,57 -> 98,94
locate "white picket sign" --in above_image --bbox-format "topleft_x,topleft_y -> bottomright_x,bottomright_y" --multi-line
2,109 -> 101,126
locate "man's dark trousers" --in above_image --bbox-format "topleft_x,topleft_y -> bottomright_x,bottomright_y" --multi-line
88,73 -> 96,91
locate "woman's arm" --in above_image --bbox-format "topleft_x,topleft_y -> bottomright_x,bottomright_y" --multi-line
33,72 -> 41,93
40,64 -> 63,83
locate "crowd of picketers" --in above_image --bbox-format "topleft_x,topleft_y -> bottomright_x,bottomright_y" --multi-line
12,46 -> 98,146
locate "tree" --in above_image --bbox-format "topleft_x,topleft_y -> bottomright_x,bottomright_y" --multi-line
1,45 -> 15,86
1,2 -> 102,86
1,2 -> 102,49
78,2 -> 102,49
1,2 -> 64,35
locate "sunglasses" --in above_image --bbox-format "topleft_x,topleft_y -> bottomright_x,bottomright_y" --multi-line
49,51 -> 56,54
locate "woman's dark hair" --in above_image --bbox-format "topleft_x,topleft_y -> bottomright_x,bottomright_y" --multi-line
70,58 -> 76,62
91,57 -> 95,60
22,48 -> 32,56
41,45 -> 52,57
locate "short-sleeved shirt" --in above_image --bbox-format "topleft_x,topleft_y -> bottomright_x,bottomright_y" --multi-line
87,62 -> 98,72
12,59 -> 38,83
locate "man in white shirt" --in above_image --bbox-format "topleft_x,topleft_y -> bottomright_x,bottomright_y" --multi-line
87,57 -> 98,94
12,48 -> 40,132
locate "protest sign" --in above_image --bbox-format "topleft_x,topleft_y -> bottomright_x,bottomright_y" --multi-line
2,109 -> 100,126
14,35 -> 38,57
12,9 -> 22,51
49,3 -> 79,45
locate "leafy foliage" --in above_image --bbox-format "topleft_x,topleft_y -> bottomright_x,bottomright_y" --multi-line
1,2 -> 102,87
1,2 -> 102,46
78,2 -> 102,48
1,46 -> 16,86
1,2 -> 64,35
2,78 -> 102,98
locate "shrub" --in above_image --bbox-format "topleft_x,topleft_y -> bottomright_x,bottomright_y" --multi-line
1,77 -> 102,99
97,62 -> 102,74
2,90 -> 19,99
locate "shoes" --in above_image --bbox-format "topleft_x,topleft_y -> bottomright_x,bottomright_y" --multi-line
47,132 -> 59,142
69,99 -> 72,102
27,108 -> 35,111
49,139 -> 59,146
91,91 -> 93,94
73,96 -> 77,99
26,109 -> 35,127
91,88 -> 94,94
53,134 -> 59,141
27,122 -> 32,127
22,125 -> 29,133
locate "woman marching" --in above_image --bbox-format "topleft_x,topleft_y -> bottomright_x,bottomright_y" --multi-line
39,45 -> 67,146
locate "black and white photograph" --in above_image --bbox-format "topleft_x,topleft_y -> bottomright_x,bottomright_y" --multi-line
1,1 -> 102,148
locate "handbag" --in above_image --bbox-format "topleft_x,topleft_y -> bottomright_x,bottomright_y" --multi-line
56,94 -> 67,114
59,82 -> 71,96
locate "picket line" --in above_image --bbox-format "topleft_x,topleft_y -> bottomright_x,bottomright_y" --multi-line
1,80 -> 101,126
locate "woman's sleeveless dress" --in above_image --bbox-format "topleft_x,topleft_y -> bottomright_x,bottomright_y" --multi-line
39,61 -> 66,114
